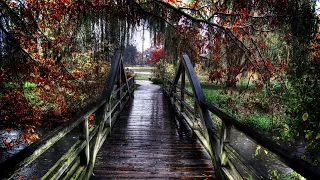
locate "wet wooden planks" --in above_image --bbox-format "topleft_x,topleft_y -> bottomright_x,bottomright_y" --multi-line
91,80 -> 215,179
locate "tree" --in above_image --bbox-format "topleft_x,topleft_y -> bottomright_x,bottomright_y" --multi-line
123,44 -> 138,65
1,0 -> 319,152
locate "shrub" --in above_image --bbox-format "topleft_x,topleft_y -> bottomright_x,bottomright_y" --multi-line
151,61 -> 175,80
151,78 -> 163,84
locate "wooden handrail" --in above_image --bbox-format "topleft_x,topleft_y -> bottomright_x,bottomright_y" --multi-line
202,100 -> 320,180
163,53 -> 320,180
0,50 -> 135,179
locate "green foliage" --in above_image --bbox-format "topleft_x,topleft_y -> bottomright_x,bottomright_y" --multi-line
2,82 -> 17,89
254,145 -> 261,156
268,170 -> 302,180
278,80 -> 320,151
151,77 -> 163,84
23,89 -> 45,108
268,170 -> 281,180
202,89 -> 228,105
245,114 -> 273,131
151,61 -> 175,80
23,81 -> 37,89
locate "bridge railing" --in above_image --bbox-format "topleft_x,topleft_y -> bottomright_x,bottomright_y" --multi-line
0,50 -> 135,180
163,53 -> 320,180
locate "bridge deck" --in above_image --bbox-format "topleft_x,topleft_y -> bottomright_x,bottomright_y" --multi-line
91,80 -> 215,179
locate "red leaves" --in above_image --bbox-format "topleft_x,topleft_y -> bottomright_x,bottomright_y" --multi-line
6,128 -> 11,134
126,73 -> 132,79
4,142 -> 13,150
278,62 -> 287,72
209,70 -> 224,82
232,107 -> 239,113
266,61 -> 274,71
238,8 -> 249,19
255,82 -> 263,89
147,48 -> 165,64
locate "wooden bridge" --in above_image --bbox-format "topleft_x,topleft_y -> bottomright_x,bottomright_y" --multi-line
0,51 -> 319,180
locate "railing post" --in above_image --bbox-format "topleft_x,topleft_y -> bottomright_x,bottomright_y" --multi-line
219,121 -> 242,179
172,84 -> 176,105
180,66 -> 185,113
79,117 -> 90,165
117,67 -> 121,111
219,121 -> 231,166
106,101 -> 112,129
193,102 -> 198,129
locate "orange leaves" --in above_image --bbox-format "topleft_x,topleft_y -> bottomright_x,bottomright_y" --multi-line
72,70 -> 84,78
8,1 -> 16,7
61,0 -> 70,4
88,114 -> 95,128
23,133 -> 39,144
310,28 -> 320,66
266,61 -> 274,71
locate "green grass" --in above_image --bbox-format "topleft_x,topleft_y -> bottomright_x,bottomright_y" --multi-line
202,89 -> 228,104
171,77 -> 281,132
134,74 -> 151,80
245,114 -> 273,131
196,81 -> 274,131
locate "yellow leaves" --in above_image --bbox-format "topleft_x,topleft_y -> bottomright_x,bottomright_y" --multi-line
305,131 -> 313,140
254,145 -> 261,156
25,133 -> 40,144
44,85 -> 50,90
304,131 -> 320,141
302,112 -> 309,121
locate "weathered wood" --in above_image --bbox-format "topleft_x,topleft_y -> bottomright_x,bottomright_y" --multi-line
166,54 -> 224,179
62,158 -> 80,180
79,118 -> 90,165
91,81 -> 215,179
164,53 -> 320,180
181,66 -> 185,113
0,101 -> 104,179
203,100 -> 320,180
41,125 -> 99,179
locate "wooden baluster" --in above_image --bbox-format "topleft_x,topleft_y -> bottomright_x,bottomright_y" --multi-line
220,121 -> 242,179
117,68 -> 121,111
106,101 -> 112,129
79,117 -> 90,165
220,121 -> 230,166
172,84 -> 176,105
193,101 -> 197,129
180,66 -> 185,114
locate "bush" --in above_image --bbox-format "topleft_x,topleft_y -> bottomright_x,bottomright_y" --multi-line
151,61 -> 175,80
151,78 -> 163,84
